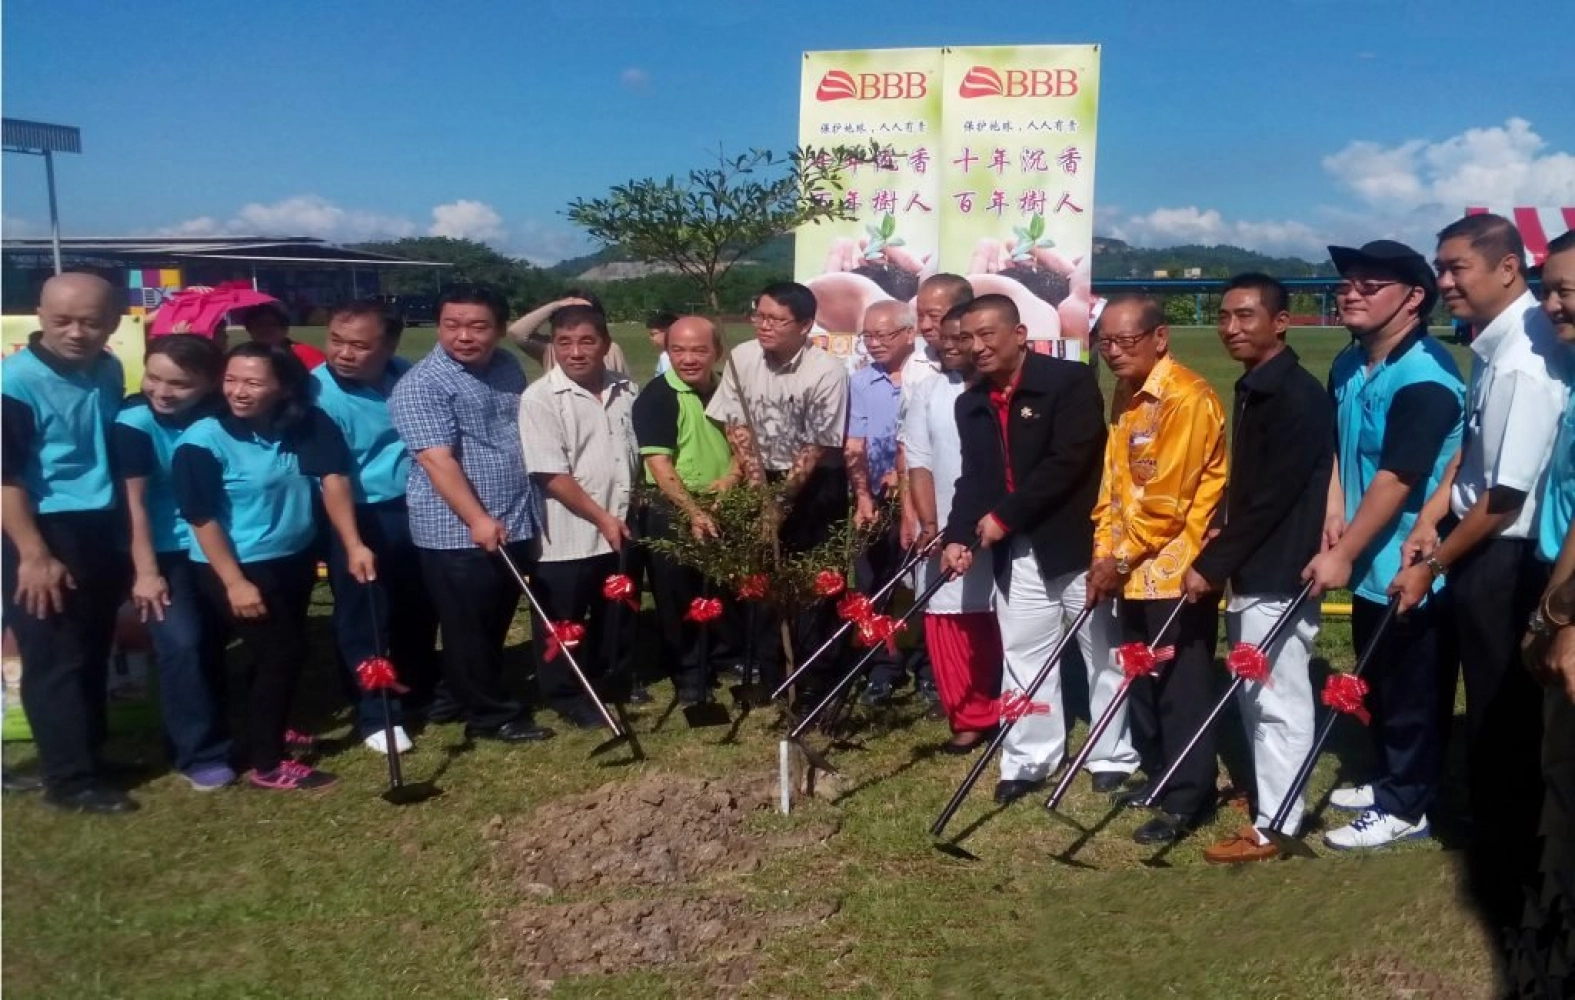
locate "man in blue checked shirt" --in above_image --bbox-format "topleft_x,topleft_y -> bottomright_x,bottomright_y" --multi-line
313,300 -> 441,755
389,285 -> 555,745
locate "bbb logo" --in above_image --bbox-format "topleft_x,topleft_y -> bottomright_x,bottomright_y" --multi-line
815,69 -> 929,101
958,65 -> 1080,99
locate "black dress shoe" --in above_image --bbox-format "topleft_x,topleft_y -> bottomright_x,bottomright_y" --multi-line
1133,812 -> 1190,845
626,686 -> 654,705
1091,771 -> 1130,795
1111,781 -> 1156,808
424,703 -> 463,725
859,681 -> 895,707
465,719 -> 556,743
557,705 -> 606,730
993,778 -> 1042,806
3,770 -> 44,793
44,785 -> 138,814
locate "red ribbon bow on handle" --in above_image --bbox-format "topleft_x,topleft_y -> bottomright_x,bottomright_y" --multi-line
1116,642 -> 1176,680
813,570 -> 846,598
854,613 -> 905,655
601,574 -> 638,611
355,656 -> 410,694
736,574 -> 769,601
1225,642 -> 1272,685
684,597 -> 724,624
1321,673 -> 1371,725
998,691 -> 1052,722
836,592 -> 874,623
543,621 -> 586,662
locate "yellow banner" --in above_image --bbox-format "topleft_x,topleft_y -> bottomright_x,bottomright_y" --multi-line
797,44 -> 1100,358
2,315 -> 146,394
796,47 -> 944,360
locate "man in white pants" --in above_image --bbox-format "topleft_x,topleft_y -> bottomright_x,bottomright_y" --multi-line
941,294 -> 1110,805
1182,274 -> 1334,863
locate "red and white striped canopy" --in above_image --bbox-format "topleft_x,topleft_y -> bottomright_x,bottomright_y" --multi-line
1465,206 -> 1575,266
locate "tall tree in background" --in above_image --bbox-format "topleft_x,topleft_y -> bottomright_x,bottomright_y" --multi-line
566,145 -> 880,311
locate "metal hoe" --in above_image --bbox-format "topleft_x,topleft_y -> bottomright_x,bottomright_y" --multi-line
1137,581 -> 1315,810
365,586 -> 440,805
930,602 -> 1098,850
1043,597 -> 1188,815
495,547 -> 636,758
1265,594 -> 1402,857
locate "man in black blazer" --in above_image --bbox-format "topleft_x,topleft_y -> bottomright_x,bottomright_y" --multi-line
941,294 -> 1109,805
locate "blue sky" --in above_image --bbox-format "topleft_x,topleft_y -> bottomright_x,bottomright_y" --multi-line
4,0 -> 1572,263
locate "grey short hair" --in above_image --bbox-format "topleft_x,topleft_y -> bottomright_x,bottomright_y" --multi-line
865,299 -> 916,330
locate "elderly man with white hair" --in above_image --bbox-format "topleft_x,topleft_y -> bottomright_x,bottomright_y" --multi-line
846,299 -> 940,704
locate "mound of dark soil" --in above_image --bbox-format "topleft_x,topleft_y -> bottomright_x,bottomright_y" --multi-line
851,262 -> 920,302
1000,264 -> 1072,306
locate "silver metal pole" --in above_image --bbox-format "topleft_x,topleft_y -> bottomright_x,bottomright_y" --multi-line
44,149 -> 62,275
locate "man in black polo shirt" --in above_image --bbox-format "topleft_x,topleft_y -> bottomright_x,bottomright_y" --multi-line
1183,273 -> 1334,863
632,316 -> 738,704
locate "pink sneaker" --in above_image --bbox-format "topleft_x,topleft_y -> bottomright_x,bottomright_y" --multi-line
283,729 -> 318,752
248,760 -> 337,791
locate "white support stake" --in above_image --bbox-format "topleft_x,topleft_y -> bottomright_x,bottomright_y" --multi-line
778,740 -> 792,815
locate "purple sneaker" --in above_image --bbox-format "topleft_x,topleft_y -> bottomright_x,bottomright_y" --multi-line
248,761 -> 338,791
182,764 -> 236,792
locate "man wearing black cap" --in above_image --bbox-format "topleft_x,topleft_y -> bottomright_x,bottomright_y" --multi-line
1303,239 -> 1465,850
1390,213 -> 1569,965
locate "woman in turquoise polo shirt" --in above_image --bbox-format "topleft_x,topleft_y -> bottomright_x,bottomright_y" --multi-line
114,335 -> 232,791
173,343 -> 375,792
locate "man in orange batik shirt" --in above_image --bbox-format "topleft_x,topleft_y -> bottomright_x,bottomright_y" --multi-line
1086,294 -> 1228,846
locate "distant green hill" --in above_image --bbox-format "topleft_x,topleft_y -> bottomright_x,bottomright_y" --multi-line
549,233 -> 1332,280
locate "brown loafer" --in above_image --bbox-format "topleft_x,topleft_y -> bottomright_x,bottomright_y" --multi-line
1203,826 -> 1281,865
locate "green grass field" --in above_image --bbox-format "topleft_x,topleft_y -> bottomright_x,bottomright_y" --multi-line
2,325 -> 1494,999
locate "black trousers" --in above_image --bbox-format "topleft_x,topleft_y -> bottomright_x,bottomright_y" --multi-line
1441,537 -> 1549,945
193,551 -> 316,773
1122,596 -> 1220,818
2,511 -> 130,795
1352,596 -> 1444,823
756,465 -> 850,693
530,551 -> 630,714
860,519 -> 907,688
418,541 -> 536,730
640,500 -> 730,690
325,499 -> 441,734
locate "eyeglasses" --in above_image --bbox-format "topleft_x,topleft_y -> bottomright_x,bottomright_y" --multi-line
859,327 -> 910,343
749,312 -> 797,329
1335,279 -> 1401,298
1094,329 -> 1156,353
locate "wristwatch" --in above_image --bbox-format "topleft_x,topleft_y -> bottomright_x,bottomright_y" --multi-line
1529,607 -> 1554,638
1424,556 -> 1447,579
1115,555 -> 1131,576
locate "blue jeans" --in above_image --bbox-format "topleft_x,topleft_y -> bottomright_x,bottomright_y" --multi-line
326,499 -> 440,736
147,552 -> 232,772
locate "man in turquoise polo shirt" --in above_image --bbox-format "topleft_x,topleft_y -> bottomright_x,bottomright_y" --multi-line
313,300 -> 440,754
1,273 -> 135,813
1303,240 -> 1465,850
632,316 -> 737,704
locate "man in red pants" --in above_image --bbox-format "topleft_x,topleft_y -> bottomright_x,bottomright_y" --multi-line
902,305 -> 1000,751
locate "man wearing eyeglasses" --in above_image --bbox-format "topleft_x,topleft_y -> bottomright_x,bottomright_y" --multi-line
941,294 -> 1107,806
1302,240 -> 1463,850
707,282 -> 849,703
1088,294 -> 1228,845
847,300 -> 939,706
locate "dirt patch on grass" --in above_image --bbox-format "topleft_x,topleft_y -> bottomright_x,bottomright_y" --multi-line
498,773 -> 835,893
1339,953 -> 1483,999
487,773 -> 841,993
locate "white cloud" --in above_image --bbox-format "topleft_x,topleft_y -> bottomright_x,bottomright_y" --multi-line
1103,118 -> 1575,261
427,199 -> 506,243
1104,206 -> 1326,259
507,219 -> 593,267
157,195 -> 416,242
620,66 -> 650,91
2,215 -> 39,238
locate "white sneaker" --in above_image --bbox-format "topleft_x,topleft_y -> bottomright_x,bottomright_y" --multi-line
1328,784 -> 1375,811
362,727 -> 413,755
1323,808 -> 1430,850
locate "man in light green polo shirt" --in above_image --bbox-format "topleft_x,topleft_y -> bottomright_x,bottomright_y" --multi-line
632,316 -> 737,704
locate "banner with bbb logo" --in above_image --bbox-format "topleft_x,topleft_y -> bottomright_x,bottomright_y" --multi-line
797,44 -> 1100,361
